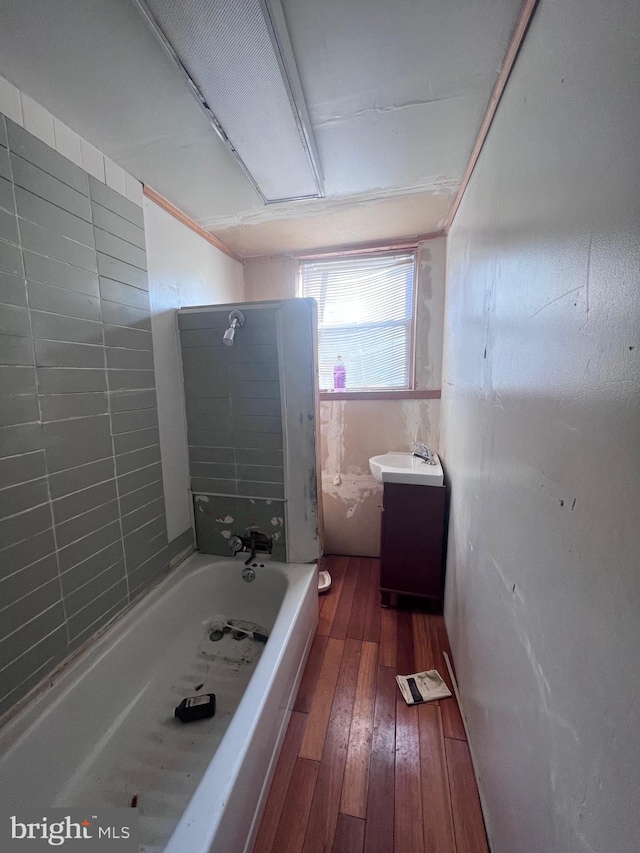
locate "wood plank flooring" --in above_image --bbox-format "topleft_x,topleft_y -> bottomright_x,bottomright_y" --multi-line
252,556 -> 488,853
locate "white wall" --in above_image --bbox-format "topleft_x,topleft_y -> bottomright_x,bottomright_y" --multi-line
144,200 -> 244,543
441,2 -> 640,852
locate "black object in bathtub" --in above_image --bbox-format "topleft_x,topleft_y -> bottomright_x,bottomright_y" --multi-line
175,693 -> 216,723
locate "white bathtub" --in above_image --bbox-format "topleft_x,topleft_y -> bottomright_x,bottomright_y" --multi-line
0,553 -> 318,853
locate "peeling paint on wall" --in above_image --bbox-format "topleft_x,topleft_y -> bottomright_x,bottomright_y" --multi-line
320,397 -> 441,556
244,237 -> 446,557
415,239 -> 445,391
194,495 -> 287,562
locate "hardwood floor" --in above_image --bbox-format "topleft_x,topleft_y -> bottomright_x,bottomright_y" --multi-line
252,556 -> 489,853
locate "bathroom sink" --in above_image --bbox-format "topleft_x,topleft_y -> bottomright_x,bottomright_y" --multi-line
369,451 -> 444,486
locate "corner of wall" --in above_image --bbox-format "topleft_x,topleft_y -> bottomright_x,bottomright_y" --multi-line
243,255 -> 296,302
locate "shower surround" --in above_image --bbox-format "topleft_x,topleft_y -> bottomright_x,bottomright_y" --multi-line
178,298 -> 321,564
0,113 -> 170,718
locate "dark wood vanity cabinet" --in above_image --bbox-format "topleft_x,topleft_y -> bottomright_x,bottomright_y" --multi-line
379,482 -> 447,607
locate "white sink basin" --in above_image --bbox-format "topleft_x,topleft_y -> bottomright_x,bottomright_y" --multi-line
369,451 -> 444,486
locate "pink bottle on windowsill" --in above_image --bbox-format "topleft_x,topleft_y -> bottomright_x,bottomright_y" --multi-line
333,356 -> 346,391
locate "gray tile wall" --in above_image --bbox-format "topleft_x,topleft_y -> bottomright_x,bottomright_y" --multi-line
0,113 -> 169,718
178,306 -> 287,556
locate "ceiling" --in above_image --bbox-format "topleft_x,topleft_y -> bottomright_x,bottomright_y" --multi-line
0,0 -> 524,256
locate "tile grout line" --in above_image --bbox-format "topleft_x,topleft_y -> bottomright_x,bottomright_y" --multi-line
91,210 -> 145,249
9,128 -> 72,651
91,181 -> 131,608
0,653 -> 59,711
0,550 -> 64,586
63,573 -> 128,622
15,210 -> 96,251
0,600 -> 64,654
0,568 -> 95,615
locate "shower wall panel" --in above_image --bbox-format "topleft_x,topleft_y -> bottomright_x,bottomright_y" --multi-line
0,113 -> 169,718
178,299 -> 319,563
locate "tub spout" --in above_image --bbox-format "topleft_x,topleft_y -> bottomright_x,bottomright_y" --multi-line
244,531 -> 273,566
229,531 -> 273,565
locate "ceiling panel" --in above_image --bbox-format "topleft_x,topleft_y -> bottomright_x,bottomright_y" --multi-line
139,0 -> 323,201
0,0 -> 525,252
281,0 -> 523,197
0,0 -> 263,222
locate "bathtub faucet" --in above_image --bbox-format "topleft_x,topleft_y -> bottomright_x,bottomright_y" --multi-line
229,531 -> 273,566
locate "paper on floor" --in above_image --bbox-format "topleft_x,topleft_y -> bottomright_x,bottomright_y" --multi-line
396,669 -> 452,705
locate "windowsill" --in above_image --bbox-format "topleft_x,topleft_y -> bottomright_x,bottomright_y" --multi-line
319,389 -> 441,401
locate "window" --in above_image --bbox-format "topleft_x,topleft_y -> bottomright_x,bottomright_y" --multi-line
299,251 -> 416,392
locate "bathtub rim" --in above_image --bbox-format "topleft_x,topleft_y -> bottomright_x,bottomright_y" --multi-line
164,554 -> 317,852
0,551 -> 312,740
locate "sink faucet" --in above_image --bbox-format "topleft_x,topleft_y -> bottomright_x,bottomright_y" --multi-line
411,441 -> 437,465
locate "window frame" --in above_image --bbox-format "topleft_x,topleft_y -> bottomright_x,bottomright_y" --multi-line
297,246 -> 422,398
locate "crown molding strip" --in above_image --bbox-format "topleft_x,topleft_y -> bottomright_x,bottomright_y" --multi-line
294,231 -> 444,260
444,0 -> 540,234
143,185 -> 243,263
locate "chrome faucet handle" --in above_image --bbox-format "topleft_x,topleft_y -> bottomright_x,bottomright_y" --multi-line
411,442 -> 437,465
411,441 -> 430,454
229,536 -> 243,556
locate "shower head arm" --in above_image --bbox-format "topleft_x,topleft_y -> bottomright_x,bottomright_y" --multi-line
223,309 -> 245,346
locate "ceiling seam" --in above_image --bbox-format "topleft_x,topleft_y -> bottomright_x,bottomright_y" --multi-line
280,231 -> 445,260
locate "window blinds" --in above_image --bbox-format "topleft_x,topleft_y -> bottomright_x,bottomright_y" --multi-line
300,252 -> 415,391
